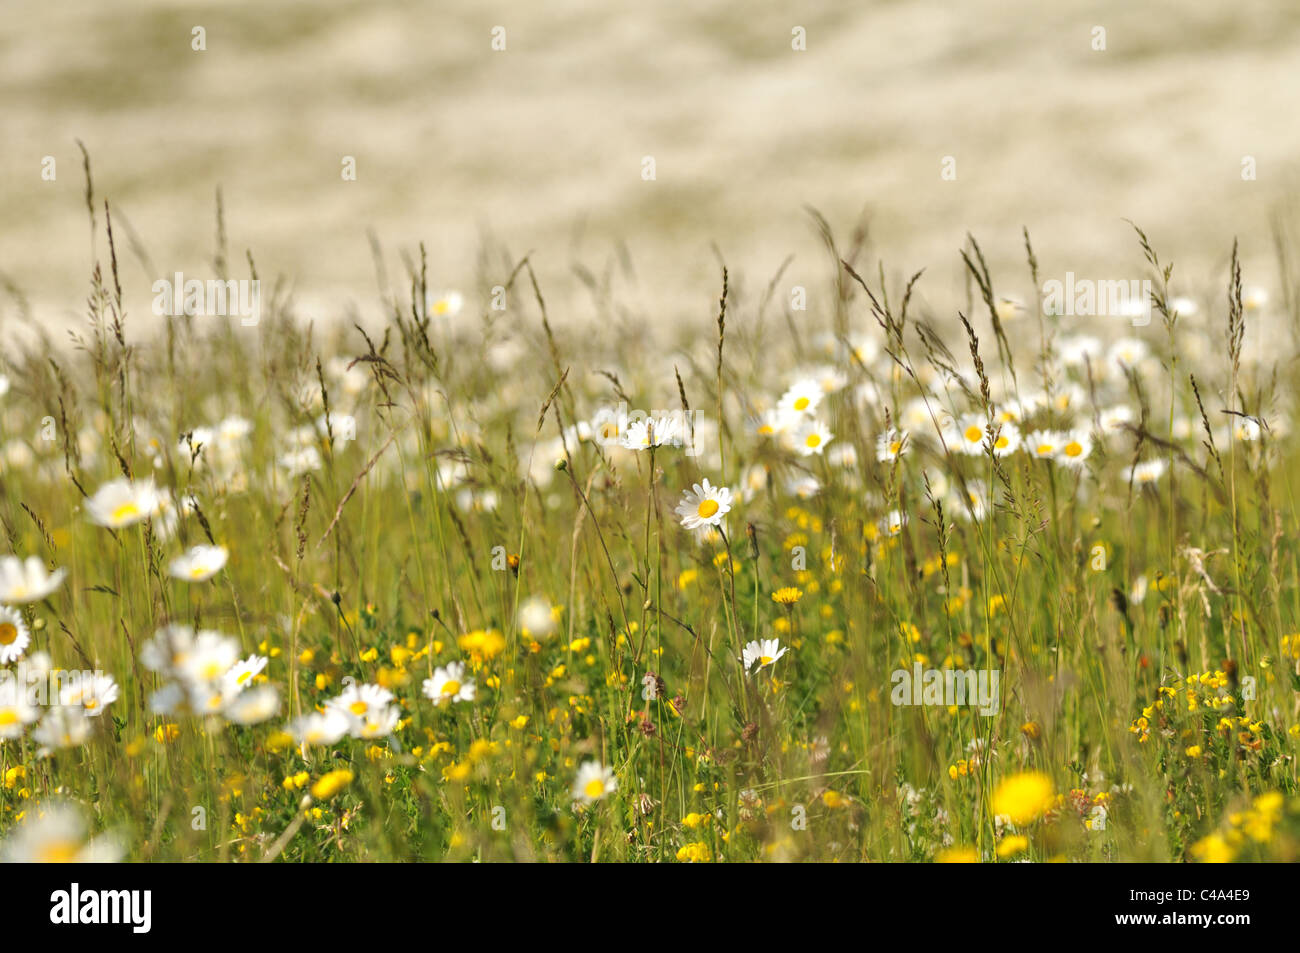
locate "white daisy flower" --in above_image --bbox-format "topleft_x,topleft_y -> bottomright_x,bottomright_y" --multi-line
738,464 -> 768,502
147,682 -> 187,716
1025,429 -> 1064,461
993,400 -> 1032,426
33,707 -> 92,750
328,682 -> 396,721
675,479 -> 732,530
1232,417 -> 1262,442
84,478 -> 163,528
217,415 -> 254,443
58,672 -> 119,717
777,378 -> 824,418
182,426 -> 217,460
1242,287 -> 1268,311
880,510 -> 907,537
793,419 -> 833,456
828,443 -> 858,469
140,624 -> 197,674
0,606 -> 30,663
1124,460 -> 1167,485
223,685 -> 280,725
0,802 -> 122,863
1108,338 -> 1149,372
845,333 -> 880,366
751,408 -> 793,438
1130,575 -> 1149,605
1055,335 -> 1105,367
587,408 -> 623,445
278,445 -> 322,477
809,365 -> 848,394
787,475 -> 821,499
620,416 -> 679,451
876,428 -> 909,463
989,422 -> 1021,457
175,631 -> 241,686
1098,405 -> 1135,435
222,655 -> 268,695
168,544 -> 228,582
427,290 -> 463,318
456,488 -> 499,513
951,482 -> 991,522
196,683 -> 240,718
353,704 -> 401,739
325,356 -> 372,396
518,597 -> 557,639
0,556 -> 67,605
287,708 -> 353,747
317,412 -> 357,446
741,638 -> 788,673
1047,385 -> 1086,415
572,760 -> 617,805
0,685 -> 38,739
422,662 -> 476,706
1057,431 -> 1093,467
956,415 -> 989,455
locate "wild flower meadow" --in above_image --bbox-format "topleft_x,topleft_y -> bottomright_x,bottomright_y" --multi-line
0,188 -> 1298,864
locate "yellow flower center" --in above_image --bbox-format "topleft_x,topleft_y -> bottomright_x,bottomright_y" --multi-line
889,441 -> 902,454
964,426 -> 982,443
349,701 -> 368,715
760,655 -> 773,666
793,397 -> 810,411
1064,441 -> 1083,457
441,680 -> 461,696
36,839 -> 80,863
190,565 -> 208,578
697,499 -> 719,519
994,435 -> 1009,449
805,434 -> 821,448
584,778 -> 605,798
1037,444 -> 1054,455
0,623 -> 17,645
111,502 -> 140,523
0,709 -> 17,726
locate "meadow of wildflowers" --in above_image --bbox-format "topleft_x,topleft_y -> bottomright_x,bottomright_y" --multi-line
1,183 -> 1298,866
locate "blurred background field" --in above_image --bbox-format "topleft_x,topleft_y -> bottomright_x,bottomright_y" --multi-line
2,0 -> 1300,332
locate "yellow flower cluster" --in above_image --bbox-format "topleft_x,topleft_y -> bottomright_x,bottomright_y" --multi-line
1190,792 -> 1286,862
676,841 -> 712,863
